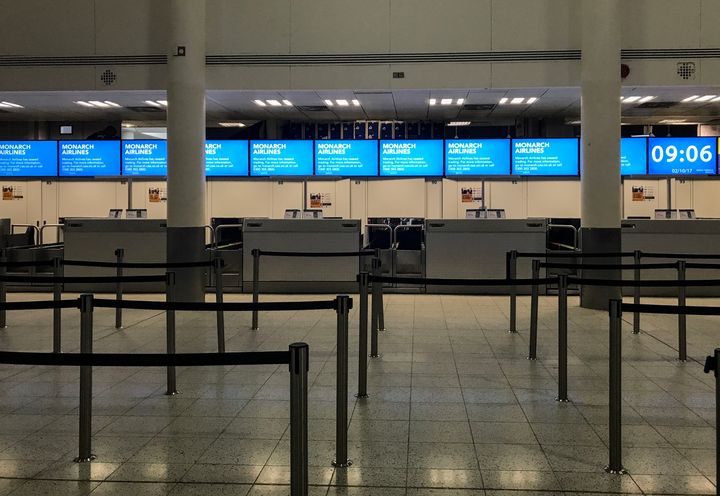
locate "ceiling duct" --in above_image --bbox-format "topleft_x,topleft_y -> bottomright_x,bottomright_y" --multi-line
297,105 -> 330,112
127,106 -> 166,113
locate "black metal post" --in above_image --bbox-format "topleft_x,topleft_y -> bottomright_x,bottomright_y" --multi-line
214,254 -> 225,353
678,260 -> 687,362
357,272 -> 369,398
508,250 -> 518,333
528,259 -> 540,360
114,248 -> 124,329
52,256 -> 62,353
332,295 -> 351,468
606,299 -> 626,474
0,250 -> 6,329
289,342 -> 309,496
75,294 -> 95,463
370,258 -> 381,358
557,274 -> 569,402
165,272 -> 178,395
375,249 -> 385,332
252,249 -> 260,330
632,250 -> 641,334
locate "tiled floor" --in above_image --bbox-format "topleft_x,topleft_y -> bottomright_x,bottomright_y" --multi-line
0,291 -> 717,495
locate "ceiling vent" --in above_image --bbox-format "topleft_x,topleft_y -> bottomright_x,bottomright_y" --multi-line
297,105 -> 330,112
126,106 -> 165,113
676,62 -> 696,80
638,101 -> 677,109
100,69 -> 117,86
462,104 -> 496,111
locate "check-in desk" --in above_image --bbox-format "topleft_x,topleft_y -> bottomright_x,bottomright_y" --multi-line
242,219 -> 362,293
622,219 -> 720,296
425,219 -> 547,294
64,218 -> 168,292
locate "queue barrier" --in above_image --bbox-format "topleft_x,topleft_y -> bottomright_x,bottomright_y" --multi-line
250,248 -> 375,330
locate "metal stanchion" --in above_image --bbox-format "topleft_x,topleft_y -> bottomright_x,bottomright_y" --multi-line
357,272 -> 369,398
0,250 -> 6,329
114,248 -> 124,329
332,295 -> 352,468
606,299 -> 626,474
374,249 -> 386,332
632,250 -> 641,334
370,258 -> 381,358
165,272 -> 178,395
557,274 -> 569,402
677,260 -> 687,362
52,256 -> 62,353
251,249 -> 260,330
528,258 -> 540,360
214,254 -> 226,353
75,294 -> 96,463
508,250 -> 518,334
289,342 -> 309,496
702,348 -> 720,496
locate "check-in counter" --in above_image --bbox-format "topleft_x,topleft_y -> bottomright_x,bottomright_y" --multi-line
64,218 -> 168,292
242,219 -> 362,293
425,219 -> 547,294
622,219 -> 720,296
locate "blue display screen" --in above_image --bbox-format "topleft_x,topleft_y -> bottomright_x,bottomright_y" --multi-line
122,141 -> 168,176
511,139 -> 579,176
620,138 -> 647,175
648,137 -> 717,175
0,141 -> 57,177
205,141 -> 249,176
445,139 -> 510,176
315,140 -> 378,176
379,140 -> 443,176
250,140 -> 314,176
59,141 -> 121,177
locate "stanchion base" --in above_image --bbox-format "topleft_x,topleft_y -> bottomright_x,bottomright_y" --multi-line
74,454 -> 96,463
251,327 -> 259,331
355,393 -> 369,399
508,330 -> 518,334
369,354 -> 381,359
0,326 -> 7,330
332,459 -> 353,468
555,397 -> 571,403
380,328 -> 387,332
165,390 -> 180,396
631,331 -> 641,335
115,326 -> 123,330
527,356 -> 537,361
676,358 -> 688,363
604,466 -> 627,475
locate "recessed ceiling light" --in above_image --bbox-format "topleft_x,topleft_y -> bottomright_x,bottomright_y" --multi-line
622,96 -> 641,103
711,96 -> 720,102
324,99 -> 334,107
253,100 -> 267,107
352,99 -> 360,106
682,95 -> 699,102
145,100 -> 162,107
0,101 -> 23,108
267,100 -> 282,106
456,98 -> 465,105
104,101 -> 122,107
218,122 -> 247,128
499,98 -> 509,105
429,99 -> 437,105
337,99 -> 349,106
638,96 -> 655,103
440,98 -> 453,105
447,121 -> 471,126
76,100 -> 122,109
88,100 -> 110,108
75,101 -> 94,108
696,95 -> 716,102
526,97 -> 538,104
282,100 -> 292,106
156,100 -> 168,106
510,98 -> 524,104
659,119 -> 688,124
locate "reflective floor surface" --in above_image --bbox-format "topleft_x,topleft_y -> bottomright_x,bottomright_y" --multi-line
0,291 -> 717,495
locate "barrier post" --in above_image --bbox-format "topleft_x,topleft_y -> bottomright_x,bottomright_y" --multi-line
702,348 -> 720,496
632,250 -> 641,334
114,248 -> 124,329
332,295 -> 352,468
677,260 -> 687,362
75,294 -> 96,463
251,249 -> 260,330
52,256 -> 62,353
370,258 -> 381,358
606,299 -> 626,474
508,250 -> 518,334
357,272 -> 369,398
214,254 -> 226,353
289,342 -> 309,496
374,249 -> 386,332
557,274 -> 569,402
0,250 -> 6,329
165,272 -> 178,395
528,258 -> 540,360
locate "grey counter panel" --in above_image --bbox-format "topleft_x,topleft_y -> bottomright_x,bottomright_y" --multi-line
242,219 -> 361,293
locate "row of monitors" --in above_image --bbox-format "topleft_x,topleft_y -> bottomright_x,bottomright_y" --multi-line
0,137 -> 717,178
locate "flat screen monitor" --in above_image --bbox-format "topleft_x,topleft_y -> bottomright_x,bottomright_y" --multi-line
379,140 -> 443,176
250,140 -> 313,176
315,140 -> 378,176
0,141 -> 57,177
59,141 -> 121,177
205,140 -> 249,177
511,138 -> 579,176
445,139 -> 511,176
122,140 -> 168,176
620,138 -> 647,175
648,137 -> 717,175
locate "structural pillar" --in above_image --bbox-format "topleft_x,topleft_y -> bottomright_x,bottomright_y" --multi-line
579,0 -> 623,310
167,0 -> 206,301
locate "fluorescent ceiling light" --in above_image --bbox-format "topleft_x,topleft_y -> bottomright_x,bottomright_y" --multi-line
429,99 -> 437,105
456,98 -> 465,105
352,99 -> 360,106
253,100 -> 266,107
88,100 -> 110,108
696,95 -> 716,102
526,97 -> 538,104
324,99 -> 333,106
337,99 -> 349,106
711,96 -> 720,102
682,95 -> 699,102
447,121 -> 471,126
156,100 -> 167,106
638,96 -> 655,103
267,99 -> 282,106
510,97 -> 524,104
75,101 -> 96,108
104,101 -> 121,107
145,100 -> 162,107
499,98 -> 508,105
440,98 -> 452,105
0,101 -> 23,108
218,122 -> 247,128
622,96 -> 641,103
659,119 -> 688,124
282,100 -> 292,106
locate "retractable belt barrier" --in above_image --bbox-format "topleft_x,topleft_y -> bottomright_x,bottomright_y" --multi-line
62,259 -> 216,269
540,262 -> 677,270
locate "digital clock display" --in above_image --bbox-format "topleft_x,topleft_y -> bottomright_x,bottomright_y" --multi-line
648,137 -> 717,175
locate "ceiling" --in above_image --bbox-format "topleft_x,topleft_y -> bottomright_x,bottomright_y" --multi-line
0,86 -> 719,126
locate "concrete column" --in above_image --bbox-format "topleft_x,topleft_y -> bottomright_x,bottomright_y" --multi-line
580,0 -> 622,310
167,0 -> 206,301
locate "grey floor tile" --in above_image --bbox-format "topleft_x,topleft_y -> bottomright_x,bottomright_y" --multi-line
406,468 -> 483,489
331,467 -> 408,487
89,482 -> 177,496
470,422 -> 537,445
481,470 -> 560,491
631,474 -> 716,494
168,483 -> 251,496
475,444 -> 551,472
409,420 -> 473,444
9,480 -> 98,496
409,443 -> 478,470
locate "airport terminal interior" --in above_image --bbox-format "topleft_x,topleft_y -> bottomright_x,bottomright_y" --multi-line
2,0 -> 720,495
